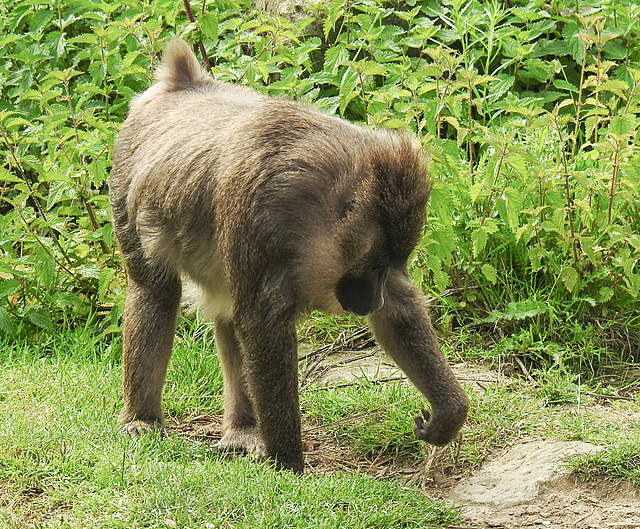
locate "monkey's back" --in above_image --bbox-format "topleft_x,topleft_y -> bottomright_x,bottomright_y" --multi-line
109,39 -> 428,318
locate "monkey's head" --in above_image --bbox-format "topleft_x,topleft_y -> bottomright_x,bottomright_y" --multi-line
259,107 -> 431,317
331,131 -> 431,316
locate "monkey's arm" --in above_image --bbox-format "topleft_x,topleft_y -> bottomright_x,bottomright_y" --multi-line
235,308 -> 304,473
368,270 -> 469,445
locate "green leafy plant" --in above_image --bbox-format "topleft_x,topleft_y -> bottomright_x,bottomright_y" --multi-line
1,0 -> 638,367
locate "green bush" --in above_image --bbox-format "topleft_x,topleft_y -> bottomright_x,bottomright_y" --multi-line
1,0 -> 638,359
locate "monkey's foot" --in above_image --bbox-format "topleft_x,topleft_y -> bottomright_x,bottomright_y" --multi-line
120,419 -> 166,439
215,428 -> 265,457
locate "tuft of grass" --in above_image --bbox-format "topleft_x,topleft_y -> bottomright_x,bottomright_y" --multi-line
164,317 -> 224,417
298,312 -> 366,346
303,378 -> 427,460
566,437 -> 640,486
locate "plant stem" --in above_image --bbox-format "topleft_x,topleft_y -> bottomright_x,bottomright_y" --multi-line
571,35 -> 589,161
553,115 -> 580,262
183,0 -> 212,73
468,79 -> 474,185
608,146 -> 620,224
12,202 -> 74,276
480,150 -> 507,228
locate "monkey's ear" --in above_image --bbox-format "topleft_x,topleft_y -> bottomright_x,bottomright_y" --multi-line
340,199 -> 356,220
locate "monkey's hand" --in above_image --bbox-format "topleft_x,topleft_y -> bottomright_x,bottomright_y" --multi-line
413,408 -> 462,446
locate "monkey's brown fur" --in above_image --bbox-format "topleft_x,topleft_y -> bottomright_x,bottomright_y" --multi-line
110,39 -> 469,473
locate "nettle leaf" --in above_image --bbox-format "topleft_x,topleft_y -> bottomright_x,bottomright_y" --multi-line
324,0 -> 344,38
504,187 -> 524,232
600,79 -> 631,96
580,236 -> 597,264
515,224 -> 533,243
533,39 -> 569,58
114,64 -> 147,78
565,30 -> 586,63
0,306 -> 16,337
429,228 -> 456,257
484,300 -> 548,322
27,307 -> 52,331
482,218 -> 499,235
200,12 -> 219,40
345,60 -> 387,78
603,40 -> 628,61
99,268 -> 115,301
29,10 -> 54,33
528,246 -> 550,273
428,185 -> 454,227
0,167 -> 22,183
522,58 -> 555,83
80,263 -> 101,279
469,181 -> 486,203
0,279 -> 21,299
44,30 -> 66,59
37,256 -> 56,289
553,80 -> 579,94
487,74 -> 514,102
551,207 -> 567,236
560,266 -> 579,294
609,115 -> 636,137
624,273 -> 640,298
424,254 -> 449,293
4,117 -> 31,130
481,263 -> 497,285
506,154 -> 528,180
599,287 -> 614,303
54,292 -> 84,310
69,34 -> 98,45
472,228 -> 488,258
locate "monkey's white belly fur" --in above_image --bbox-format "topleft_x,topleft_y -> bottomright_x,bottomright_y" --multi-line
136,206 -> 234,321
182,276 -> 234,322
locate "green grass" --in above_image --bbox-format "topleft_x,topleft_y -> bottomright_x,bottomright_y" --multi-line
1,319 -> 639,527
566,436 -> 640,485
302,378 -> 427,459
0,322 -> 459,528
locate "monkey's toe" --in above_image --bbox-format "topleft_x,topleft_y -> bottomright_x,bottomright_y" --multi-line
215,428 -> 262,455
120,420 -> 165,439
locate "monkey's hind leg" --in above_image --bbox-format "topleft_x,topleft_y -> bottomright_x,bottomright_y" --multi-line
213,319 -> 261,454
119,269 -> 181,437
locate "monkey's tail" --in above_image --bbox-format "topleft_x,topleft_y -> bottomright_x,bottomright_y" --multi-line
156,39 -> 210,91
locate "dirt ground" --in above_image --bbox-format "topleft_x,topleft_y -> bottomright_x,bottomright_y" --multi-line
455,475 -> 640,528
171,340 -> 640,529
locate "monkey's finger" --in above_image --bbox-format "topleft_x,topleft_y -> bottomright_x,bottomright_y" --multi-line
413,409 -> 431,441
413,408 -> 431,425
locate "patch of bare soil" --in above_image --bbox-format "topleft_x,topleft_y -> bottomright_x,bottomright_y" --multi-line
452,475 -> 640,529
448,441 -> 640,528
170,335 -> 640,529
